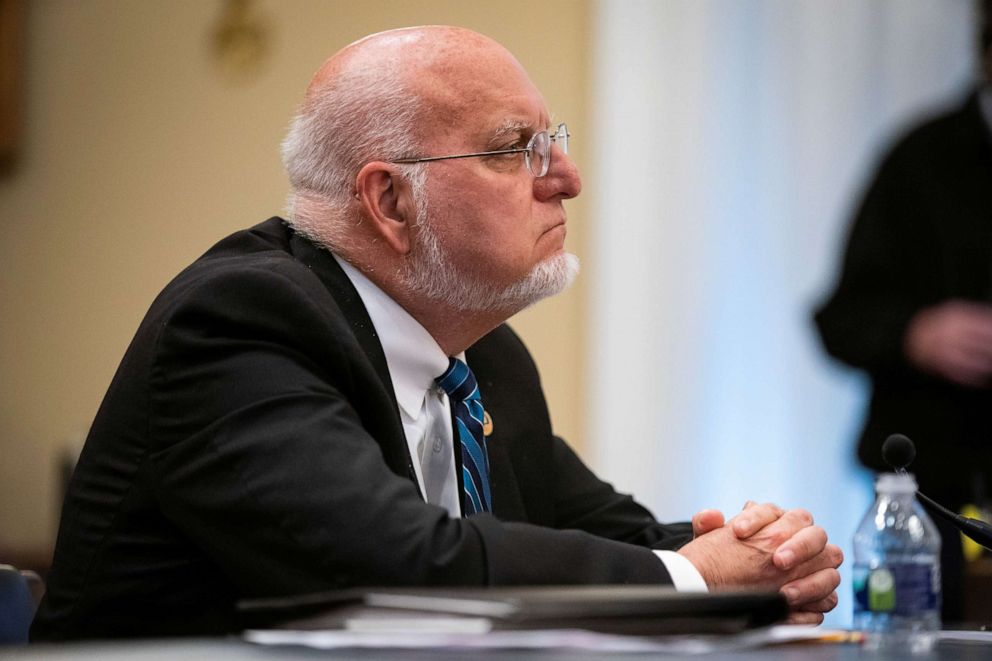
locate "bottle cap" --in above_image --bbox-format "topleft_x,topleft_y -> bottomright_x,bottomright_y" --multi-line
876,472 -> 917,493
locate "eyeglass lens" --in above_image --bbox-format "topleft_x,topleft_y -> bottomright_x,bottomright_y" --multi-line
525,124 -> 568,177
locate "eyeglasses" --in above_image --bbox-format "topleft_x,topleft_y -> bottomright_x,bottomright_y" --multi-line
392,123 -> 569,178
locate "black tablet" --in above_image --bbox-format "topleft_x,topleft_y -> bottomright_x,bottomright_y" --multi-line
238,585 -> 788,636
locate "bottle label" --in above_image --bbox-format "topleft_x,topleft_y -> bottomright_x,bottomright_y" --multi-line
853,562 -> 940,616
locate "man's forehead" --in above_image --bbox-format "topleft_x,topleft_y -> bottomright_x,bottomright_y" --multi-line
309,26 -> 519,101
316,26 -> 551,145
417,56 -> 535,101
419,99 -> 549,150
415,63 -> 549,142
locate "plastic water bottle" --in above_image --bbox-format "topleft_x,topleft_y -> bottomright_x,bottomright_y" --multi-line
853,472 -> 941,653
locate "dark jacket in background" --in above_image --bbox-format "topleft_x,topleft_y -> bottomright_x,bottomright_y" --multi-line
815,91 -> 992,502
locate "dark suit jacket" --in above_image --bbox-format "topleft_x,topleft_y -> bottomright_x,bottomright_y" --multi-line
815,91 -> 992,501
32,218 -> 692,640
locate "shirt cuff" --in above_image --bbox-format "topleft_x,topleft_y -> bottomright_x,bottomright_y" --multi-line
653,550 -> 709,592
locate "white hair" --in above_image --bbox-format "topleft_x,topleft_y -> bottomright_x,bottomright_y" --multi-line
281,68 -> 423,252
402,176 -> 579,312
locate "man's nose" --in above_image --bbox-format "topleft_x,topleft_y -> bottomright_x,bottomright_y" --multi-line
534,144 -> 582,201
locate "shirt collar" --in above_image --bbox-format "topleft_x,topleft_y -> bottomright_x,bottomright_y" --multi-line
334,255 -> 452,421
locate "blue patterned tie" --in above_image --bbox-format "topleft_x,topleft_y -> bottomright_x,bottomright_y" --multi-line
436,358 -> 492,515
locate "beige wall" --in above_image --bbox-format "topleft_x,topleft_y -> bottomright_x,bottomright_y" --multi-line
0,0 -> 590,553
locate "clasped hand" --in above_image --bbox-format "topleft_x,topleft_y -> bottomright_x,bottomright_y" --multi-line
677,502 -> 843,625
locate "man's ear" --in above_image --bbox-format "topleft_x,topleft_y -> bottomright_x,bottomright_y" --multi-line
355,162 -> 417,254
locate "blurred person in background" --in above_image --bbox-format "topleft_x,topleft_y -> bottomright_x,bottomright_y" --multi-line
815,0 -> 992,623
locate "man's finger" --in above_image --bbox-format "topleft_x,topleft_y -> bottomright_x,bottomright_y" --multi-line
730,502 -> 784,538
783,611 -> 825,626
791,591 -> 840,615
774,524 -> 828,570
747,507 -> 814,548
691,509 -> 725,537
780,567 -> 841,607
787,543 -> 844,581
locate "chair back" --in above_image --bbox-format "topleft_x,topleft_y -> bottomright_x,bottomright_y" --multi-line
0,564 -> 42,644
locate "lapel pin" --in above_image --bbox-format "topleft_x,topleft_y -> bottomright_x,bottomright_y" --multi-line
483,411 -> 494,437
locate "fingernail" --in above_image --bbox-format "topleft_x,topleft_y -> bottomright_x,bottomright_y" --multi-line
777,549 -> 796,567
735,517 -> 751,533
782,587 -> 799,603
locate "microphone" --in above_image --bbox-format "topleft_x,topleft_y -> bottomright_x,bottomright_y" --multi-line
882,434 -> 992,551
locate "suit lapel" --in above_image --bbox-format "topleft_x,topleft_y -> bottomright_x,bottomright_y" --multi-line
284,226 -> 421,494
288,232 -> 398,401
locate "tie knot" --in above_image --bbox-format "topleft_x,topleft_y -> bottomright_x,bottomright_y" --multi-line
435,357 -> 480,403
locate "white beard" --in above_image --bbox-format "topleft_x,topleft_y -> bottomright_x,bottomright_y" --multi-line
400,173 -> 579,313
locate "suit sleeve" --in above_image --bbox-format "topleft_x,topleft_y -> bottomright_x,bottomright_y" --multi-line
551,436 -> 693,550
145,262 -> 673,594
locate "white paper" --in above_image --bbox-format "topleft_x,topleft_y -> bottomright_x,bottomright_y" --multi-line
245,625 -> 849,654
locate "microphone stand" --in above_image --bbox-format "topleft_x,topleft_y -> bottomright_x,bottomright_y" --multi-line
915,490 -> 992,551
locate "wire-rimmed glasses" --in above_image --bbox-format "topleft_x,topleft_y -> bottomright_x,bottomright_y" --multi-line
392,123 -> 569,178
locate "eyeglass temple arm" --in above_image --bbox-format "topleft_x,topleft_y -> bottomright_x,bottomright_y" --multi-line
393,147 -> 529,165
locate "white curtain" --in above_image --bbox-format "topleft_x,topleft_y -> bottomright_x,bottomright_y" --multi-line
587,0 -> 976,626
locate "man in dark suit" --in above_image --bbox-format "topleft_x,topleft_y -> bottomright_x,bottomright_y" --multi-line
814,4 -> 992,622
33,26 -> 841,640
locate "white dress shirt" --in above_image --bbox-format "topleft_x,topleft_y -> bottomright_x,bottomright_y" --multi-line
333,255 -> 706,592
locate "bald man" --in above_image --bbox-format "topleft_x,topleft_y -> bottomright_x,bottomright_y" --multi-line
33,27 -> 840,640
